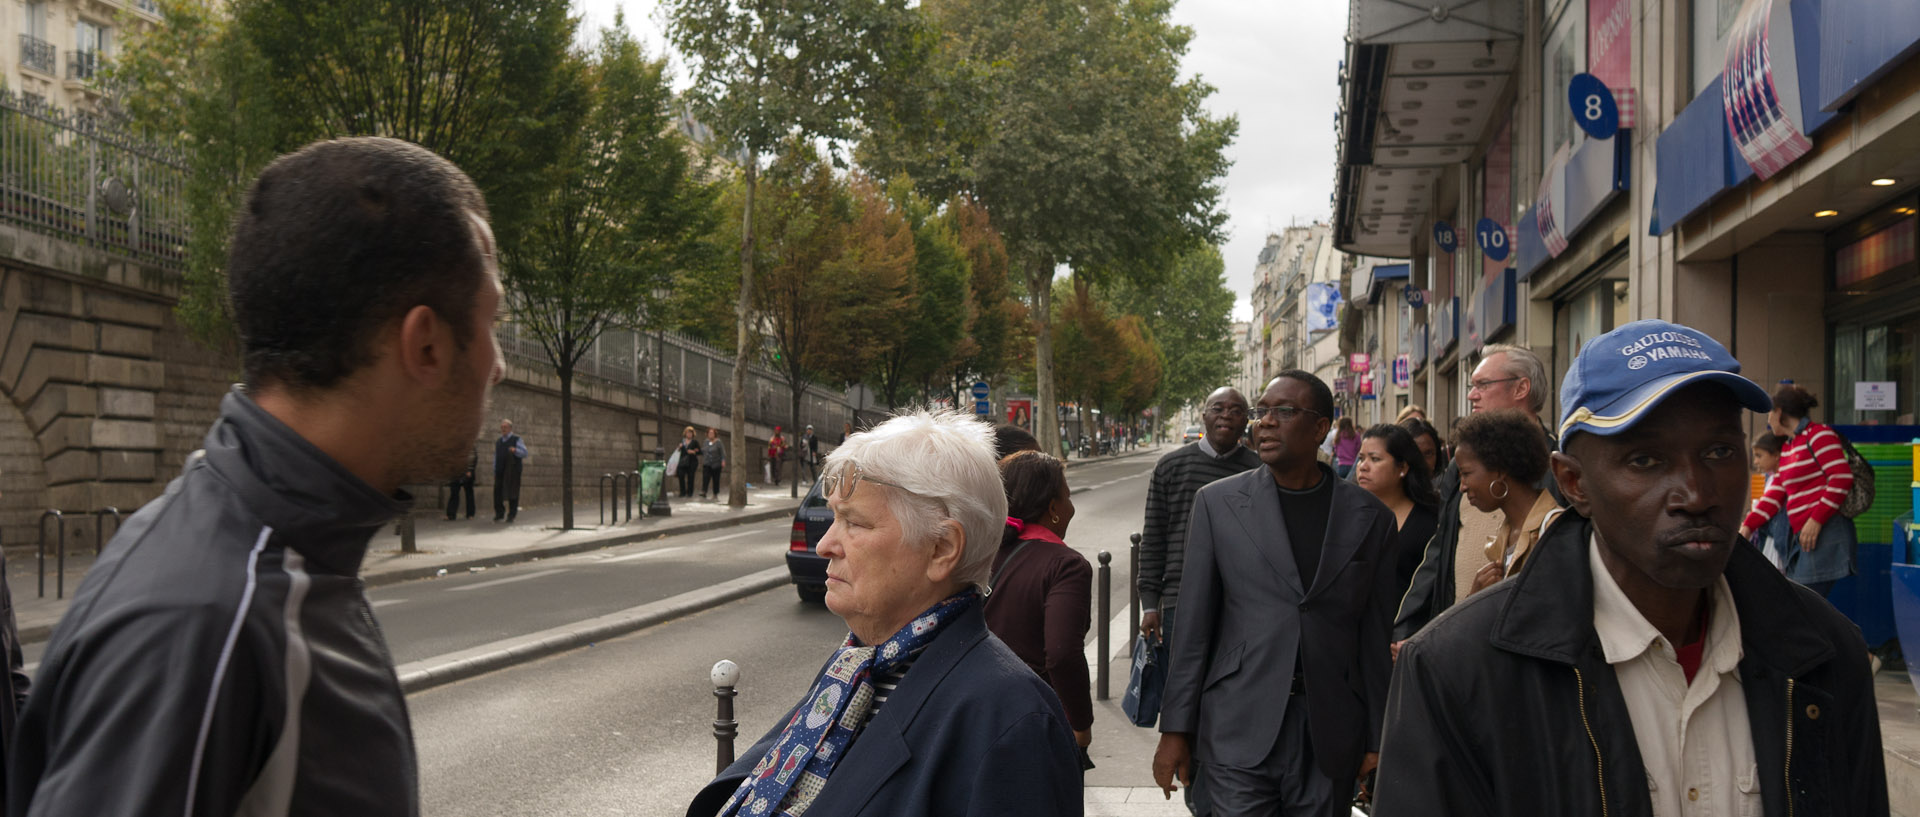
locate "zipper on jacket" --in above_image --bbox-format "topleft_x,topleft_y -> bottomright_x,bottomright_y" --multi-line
1784,678 -> 1796,817
1573,667 -> 1610,817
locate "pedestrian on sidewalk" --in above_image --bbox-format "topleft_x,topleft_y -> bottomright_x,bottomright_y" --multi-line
700,427 -> 726,500
685,410 -> 1082,817
493,419 -> 528,522
1738,384 -> 1858,598
676,426 -> 702,498
768,427 -> 787,486
9,137 -> 505,816
799,425 -> 820,484
446,444 -> 477,520
1351,424 -> 1439,603
1451,410 -> 1556,597
1137,385 -> 1261,816
985,451 -> 1094,767
1373,319 -> 1887,817
1154,373 -> 1396,816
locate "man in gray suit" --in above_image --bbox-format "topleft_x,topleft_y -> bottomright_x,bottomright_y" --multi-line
1153,370 -> 1397,816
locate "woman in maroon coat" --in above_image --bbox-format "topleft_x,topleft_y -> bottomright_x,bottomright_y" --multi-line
984,450 -> 1094,755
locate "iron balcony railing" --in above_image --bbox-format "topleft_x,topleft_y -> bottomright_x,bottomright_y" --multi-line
66,50 -> 97,82
18,35 -> 53,75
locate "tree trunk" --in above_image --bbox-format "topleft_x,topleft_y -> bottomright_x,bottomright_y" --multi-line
559,364 -> 575,530
1029,262 -> 1057,458
729,153 -> 757,508
790,384 -> 802,498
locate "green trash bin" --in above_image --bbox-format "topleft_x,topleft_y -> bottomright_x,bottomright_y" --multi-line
639,460 -> 666,513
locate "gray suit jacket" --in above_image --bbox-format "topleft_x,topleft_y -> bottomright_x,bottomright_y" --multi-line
1160,464 -> 1397,781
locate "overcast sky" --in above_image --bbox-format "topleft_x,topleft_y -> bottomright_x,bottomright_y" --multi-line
574,1 -> 1349,322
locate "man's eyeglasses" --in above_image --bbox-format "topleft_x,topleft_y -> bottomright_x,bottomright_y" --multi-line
820,463 -> 906,501
1468,376 -> 1522,392
1203,404 -> 1249,417
1247,405 -> 1322,423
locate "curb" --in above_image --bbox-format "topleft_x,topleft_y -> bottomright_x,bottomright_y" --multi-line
396,566 -> 790,694
363,506 -> 797,589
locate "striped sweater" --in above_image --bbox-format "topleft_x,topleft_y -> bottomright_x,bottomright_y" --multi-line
1743,422 -> 1854,534
1138,440 -> 1264,612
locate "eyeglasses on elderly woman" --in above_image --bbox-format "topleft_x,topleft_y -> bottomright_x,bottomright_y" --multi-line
819,461 -> 907,502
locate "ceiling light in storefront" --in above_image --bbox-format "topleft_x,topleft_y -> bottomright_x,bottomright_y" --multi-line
1445,133 -> 1465,141
1465,79 -> 1487,89
1895,207 -> 1916,215
1814,209 -> 1840,218
1391,149 -> 1410,157
1472,57 -> 1496,68
1871,178 -> 1898,186
1402,101 -> 1423,110
1378,170 -> 1395,176
1457,99 -> 1478,109
1441,148 -> 1459,156
1399,118 -> 1419,127
1412,59 -> 1435,69
1408,81 -> 1429,91
1451,117 -> 1472,126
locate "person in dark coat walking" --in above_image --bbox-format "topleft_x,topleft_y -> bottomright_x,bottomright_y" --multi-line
700,427 -> 726,500
675,426 -> 702,498
446,445 -> 477,520
1374,320 -> 1886,817
493,419 -> 528,522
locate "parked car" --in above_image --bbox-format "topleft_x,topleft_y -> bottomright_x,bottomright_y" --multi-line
1182,425 -> 1203,443
787,480 -> 832,603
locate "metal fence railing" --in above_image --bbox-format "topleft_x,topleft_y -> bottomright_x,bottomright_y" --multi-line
0,90 -> 188,270
499,323 -> 857,434
17,35 -> 53,75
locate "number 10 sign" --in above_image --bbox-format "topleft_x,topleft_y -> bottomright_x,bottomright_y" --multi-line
1568,73 -> 1620,141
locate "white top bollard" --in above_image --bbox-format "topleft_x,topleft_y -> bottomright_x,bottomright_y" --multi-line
711,659 -> 740,688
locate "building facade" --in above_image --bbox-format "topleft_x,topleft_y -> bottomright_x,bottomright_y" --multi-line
1248,223 -> 1351,395
1334,0 -> 1920,438
8,0 -> 158,113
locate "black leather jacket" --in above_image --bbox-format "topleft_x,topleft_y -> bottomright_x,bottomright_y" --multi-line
1374,512 -> 1887,817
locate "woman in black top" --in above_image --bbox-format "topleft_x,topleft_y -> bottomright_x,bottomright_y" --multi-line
675,426 -> 702,497
1353,423 -> 1440,597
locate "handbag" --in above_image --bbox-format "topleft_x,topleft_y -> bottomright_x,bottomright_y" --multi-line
1802,426 -> 1875,518
665,449 -> 681,477
1121,633 -> 1166,727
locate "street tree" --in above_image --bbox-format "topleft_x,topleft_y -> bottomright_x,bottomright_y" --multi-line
115,0 -> 580,346
501,24 -> 716,530
939,196 -> 1025,408
663,0 -> 921,507
860,0 -> 1234,457
1107,245 -> 1239,411
867,179 -> 971,411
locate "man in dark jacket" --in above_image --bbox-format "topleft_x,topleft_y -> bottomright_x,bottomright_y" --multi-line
1374,320 -> 1886,817
447,444 -> 478,520
493,419 -> 528,522
9,137 -> 506,817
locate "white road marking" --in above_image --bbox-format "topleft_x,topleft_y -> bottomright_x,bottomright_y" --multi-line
600,545 -> 690,564
371,598 -> 408,609
699,526 -> 784,544
446,568 -> 570,593
1083,605 -> 1135,673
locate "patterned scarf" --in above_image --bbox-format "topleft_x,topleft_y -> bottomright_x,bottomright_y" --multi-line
719,590 -> 978,817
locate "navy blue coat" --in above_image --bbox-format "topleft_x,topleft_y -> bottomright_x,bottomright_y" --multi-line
686,604 -> 1083,817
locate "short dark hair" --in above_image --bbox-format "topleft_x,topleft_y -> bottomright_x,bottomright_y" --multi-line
1270,369 -> 1335,417
1399,417 -> 1448,470
993,424 -> 1041,461
1752,433 -> 1783,456
228,137 -> 490,393
1000,450 -> 1067,549
1772,384 -> 1819,419
1363,423 -> 1440,507
1453,409 -> 1550,486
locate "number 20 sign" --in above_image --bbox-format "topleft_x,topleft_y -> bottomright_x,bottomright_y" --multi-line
1567,73 -> 1619,141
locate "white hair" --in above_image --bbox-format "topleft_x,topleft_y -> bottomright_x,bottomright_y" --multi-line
1482,343 -> 1548,415
823,410 -> 1006,594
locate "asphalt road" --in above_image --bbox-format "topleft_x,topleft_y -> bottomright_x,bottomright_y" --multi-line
409,451 -> 1160,816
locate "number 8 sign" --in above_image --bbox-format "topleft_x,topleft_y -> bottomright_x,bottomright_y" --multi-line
1475,218 -> 1510,262
1567,73 -> 1619,140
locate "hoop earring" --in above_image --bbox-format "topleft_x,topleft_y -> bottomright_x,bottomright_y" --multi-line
1491,479 -> 1510,501
1051,515 -> 1060,525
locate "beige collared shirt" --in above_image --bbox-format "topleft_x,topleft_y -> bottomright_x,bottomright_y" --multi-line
1590,537 -> 1761,817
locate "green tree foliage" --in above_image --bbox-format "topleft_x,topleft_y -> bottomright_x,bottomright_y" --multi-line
114,0 -> 580,346
940,195 -> 1025,405
867,179 -> 970,410
1106,245 -> 1239,411
663,0 -> 922,506
503,23 -> 717,529
1052,279 -> 1160,437
860,0 -> 1235,456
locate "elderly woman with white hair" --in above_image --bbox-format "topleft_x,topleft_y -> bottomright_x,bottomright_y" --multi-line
685,411 -> 1084,817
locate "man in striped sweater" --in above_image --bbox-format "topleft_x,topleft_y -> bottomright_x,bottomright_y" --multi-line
1138,386 -> 1261,815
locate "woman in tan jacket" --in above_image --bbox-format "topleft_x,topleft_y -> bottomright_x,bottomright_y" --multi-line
1453,409 -> 1559,595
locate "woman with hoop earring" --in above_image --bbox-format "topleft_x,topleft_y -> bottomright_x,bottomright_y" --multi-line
1453,409 -> 1558,596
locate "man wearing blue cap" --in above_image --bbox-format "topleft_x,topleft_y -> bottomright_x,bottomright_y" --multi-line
1372,320 -> 1885,817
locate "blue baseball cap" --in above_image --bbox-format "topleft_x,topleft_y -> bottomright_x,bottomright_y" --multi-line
1558,319 -> 1771,441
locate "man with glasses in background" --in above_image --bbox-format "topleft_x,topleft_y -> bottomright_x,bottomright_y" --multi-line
1153,372 -> 1397,816
1138,386 -> 1262,814
1392,343 -> 1559,654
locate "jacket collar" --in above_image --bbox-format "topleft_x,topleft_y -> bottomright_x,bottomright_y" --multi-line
1225,463 -> 1377,598
1490,511 -> 1835,676
199,387 -> 408,577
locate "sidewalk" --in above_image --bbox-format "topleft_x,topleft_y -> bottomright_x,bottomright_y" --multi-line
1085,646 -> 1189,816
7,485 -> 809,644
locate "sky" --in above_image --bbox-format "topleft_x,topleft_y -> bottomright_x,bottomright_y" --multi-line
574,1 -> 1350,323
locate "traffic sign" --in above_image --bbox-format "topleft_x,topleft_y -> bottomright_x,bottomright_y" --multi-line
970,380 -> 990,399
973,400 -> 990,417
1568,73 -> 1620,140
1432,221 -> 1458,254
1475,218 -> 1510,262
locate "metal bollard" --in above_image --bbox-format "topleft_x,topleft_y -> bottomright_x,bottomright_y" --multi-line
1097,550 -> 1111,701
711,659 -> 741,774
1128,532 -> 1141,659
95,507 -> 121,557
627,471 -> 639,521
37,510 -> 63,600
599,474 -> 613,525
